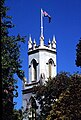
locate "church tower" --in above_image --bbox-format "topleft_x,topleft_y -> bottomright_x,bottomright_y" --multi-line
28,35 -> 56,84
22,9 -> 57,120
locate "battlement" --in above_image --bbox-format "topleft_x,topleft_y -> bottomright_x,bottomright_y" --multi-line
28,35 -> 56,52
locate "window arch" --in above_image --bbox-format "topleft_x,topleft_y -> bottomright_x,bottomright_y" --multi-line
48,59 -> 54,78
31,59 -> 37,82
28,96 -> 36,119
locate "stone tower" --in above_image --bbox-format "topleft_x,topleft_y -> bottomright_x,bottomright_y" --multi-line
22,9 -> 57,120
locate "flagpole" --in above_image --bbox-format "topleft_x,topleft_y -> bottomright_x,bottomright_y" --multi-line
41,9 -> 43,37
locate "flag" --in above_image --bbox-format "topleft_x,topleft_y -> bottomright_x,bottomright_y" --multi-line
43,10 -> 51,23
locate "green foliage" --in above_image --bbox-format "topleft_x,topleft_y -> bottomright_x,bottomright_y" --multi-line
46,74 -> 81,120
33,72 -> 81,120
76,38 -> 81,67
13,109 -> 23,120
1,0 -> 26,119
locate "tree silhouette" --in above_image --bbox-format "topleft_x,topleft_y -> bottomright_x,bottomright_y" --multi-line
76,38 -> 81,67
1,0 -> 26,119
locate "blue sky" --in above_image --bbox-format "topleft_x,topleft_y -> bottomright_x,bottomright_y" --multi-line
6,0 -> 81,109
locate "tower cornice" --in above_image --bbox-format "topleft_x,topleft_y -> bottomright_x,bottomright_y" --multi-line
28,46 -> 56,55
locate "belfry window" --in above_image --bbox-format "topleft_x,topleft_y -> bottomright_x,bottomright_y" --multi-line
31,59 -> 37,82
48,59 -> 54,78
49,61 -> 52,77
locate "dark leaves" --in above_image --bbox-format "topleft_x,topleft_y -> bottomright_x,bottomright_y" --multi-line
33,73 -> 81,120
1,0 -> 26,119
76,38 -> 81,67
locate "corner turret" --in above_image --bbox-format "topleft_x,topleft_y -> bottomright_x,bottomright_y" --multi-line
33,39 -> 36,50
52,35 -> 56,50
48,38 -> 51,48
40,36 -> 44,46
28,35 -> 32,50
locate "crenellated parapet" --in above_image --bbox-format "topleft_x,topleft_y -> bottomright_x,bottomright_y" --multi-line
48,36 -> 56,50
28,35 -> 56,52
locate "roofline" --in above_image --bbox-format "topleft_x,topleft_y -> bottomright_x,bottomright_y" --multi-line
28,47 -> 56,55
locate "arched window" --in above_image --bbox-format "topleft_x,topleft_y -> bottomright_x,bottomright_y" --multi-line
31,59 -> 37,82
48,59 -> 54,78
29,96 -> 36,119
49,61 -> 52,77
